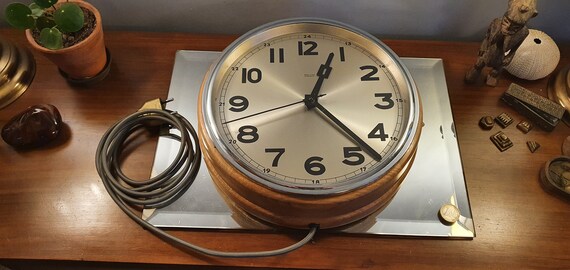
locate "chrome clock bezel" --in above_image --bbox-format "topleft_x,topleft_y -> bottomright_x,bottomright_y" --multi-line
201,18 -> 421,195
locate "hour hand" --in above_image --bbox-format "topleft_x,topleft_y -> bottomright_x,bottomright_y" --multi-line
305,52 -> 334,109
311,52 -> 334,97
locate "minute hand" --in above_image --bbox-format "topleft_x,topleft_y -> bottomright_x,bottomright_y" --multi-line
314,103 -> 382,161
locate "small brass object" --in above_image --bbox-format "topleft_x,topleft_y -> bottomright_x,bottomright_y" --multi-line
495,113 -> 514,128
547,65 -> 570,126
516,120 -> 533,133
540,156 -> 570,198
439,204 -> 460,225
547,65 -> 570,112
526,141 -> 540,153
490,131 -> 513,152
479,116 -> 495,130
0,36 -> 36,109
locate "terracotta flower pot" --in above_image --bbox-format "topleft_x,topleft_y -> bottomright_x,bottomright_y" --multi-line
24,0 -> 107,80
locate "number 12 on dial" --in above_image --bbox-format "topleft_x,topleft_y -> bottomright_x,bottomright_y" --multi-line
199,18 -> 421,229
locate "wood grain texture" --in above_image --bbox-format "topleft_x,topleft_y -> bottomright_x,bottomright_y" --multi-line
0,28 -> 569,269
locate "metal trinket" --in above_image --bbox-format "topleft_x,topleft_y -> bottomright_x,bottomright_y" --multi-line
490,131 -> 513,152
546,65 -> 570,126
479,116 -> 495,130
505,83 -> 565,119
502,83 -> 565,131
439,204 -> 461,225
0,37 -> 36,109
548,159 -> 570,190
516,120 -> 533,133
527,141 -> 540,153
495,113 -> 514,128
540,156 -> 570,197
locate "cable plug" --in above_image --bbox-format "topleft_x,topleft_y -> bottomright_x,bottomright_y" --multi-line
138,98 -> 173,111
137,98 -> 174,129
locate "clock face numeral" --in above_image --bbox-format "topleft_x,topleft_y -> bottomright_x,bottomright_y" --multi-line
265,148 -> 285,167
360,65 -> 380,81
263,146 -> 369,173
269,48 -> 285,63
228,96 -> 249,112
368,123 -> 389,141
374,93 -> 394,109
263,147 -> 368,172
339,46 -> 346,62
298,41 -> 318,55
237,125 -> 259,143
209,30 -> 412,191
242,68 -> 262,83
304,156 -> 326,176
342,147 -> 365,166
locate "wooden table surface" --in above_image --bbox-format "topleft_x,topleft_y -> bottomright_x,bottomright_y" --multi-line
0,29 -> 569,269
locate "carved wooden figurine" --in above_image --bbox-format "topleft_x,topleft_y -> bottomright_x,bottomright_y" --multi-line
465,0 -> 538,86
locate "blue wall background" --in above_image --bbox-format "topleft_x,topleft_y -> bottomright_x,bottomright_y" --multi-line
1,0 -> 569,43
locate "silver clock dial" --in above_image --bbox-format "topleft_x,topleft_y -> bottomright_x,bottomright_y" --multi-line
202,19 -> 419,194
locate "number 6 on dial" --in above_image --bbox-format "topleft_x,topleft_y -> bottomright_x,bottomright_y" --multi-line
198,18 -> 422,229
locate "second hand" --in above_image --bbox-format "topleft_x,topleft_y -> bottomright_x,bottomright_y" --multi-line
222,94 -> 326,125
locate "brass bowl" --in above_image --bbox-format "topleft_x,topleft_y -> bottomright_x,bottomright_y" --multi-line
0,36 -> 36,109
540,156 -> 570,199
547,65 -> 570,125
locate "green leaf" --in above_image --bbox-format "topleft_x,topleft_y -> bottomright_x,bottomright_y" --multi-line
33,0 -> 58,9
5,3 -> 35,29
54,3 -> 84,33
29,3 -> 44,17
39,27 -> 63,50
36,15 -> 55,30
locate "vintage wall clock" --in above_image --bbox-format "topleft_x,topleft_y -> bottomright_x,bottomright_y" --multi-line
197,18 -> 422,229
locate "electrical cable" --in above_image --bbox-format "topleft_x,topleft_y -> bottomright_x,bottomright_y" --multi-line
95,105 -> 318,258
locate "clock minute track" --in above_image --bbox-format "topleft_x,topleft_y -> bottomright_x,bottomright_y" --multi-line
198,18 -> 422,228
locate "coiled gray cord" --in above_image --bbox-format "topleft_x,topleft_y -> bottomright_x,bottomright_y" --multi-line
95,108 -> 317,257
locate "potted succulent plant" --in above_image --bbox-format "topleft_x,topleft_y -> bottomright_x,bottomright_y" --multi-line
4,0 -> 108,82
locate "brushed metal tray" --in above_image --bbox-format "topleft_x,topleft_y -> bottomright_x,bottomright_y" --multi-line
145,50 -> 475,238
